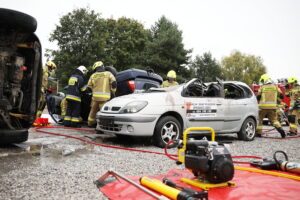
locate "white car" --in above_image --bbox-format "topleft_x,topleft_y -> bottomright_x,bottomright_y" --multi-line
96,78 -> 258,147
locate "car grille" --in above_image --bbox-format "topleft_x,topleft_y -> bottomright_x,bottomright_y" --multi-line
99,118 -> 122,132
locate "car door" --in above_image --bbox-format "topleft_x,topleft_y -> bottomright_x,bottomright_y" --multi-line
223,83 -> 248,131
183,79 -> 226,132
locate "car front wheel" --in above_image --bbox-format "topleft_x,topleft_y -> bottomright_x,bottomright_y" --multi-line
154,116 -> 181,148
238,118 -> 256,141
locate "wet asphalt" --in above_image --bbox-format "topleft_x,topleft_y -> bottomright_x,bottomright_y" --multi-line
0,125 -> 299,200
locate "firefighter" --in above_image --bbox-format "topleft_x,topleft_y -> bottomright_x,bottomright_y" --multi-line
256,74 -> 286,138
64,66 -> 88,127
36,61 -> 57,117
286,77 -> 300,136
87,61 -> 117,127
161,70 -> 179,88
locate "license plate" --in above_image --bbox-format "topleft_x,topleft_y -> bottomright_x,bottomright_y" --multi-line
101,118 -> 114,126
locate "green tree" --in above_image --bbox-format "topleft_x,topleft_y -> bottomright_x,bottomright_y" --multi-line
191,52 -> 223,82
221,50 -> 266,85
47,8 -> 105,85
47,8 -> 149,85
144,16 -> 192,82
101,17 -> 149,71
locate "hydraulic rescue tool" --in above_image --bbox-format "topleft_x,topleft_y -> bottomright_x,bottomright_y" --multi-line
176,127 -> 235,189
250,150 -> 300,174
95,170 -> 169,200
140,176 -> 208,200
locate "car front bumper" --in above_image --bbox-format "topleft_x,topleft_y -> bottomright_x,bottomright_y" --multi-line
96,113 -> 159,136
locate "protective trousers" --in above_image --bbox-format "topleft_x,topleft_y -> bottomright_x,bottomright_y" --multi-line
88,100 -> 106,127
288,109 -> 300,133
64,99 -> 81,127
257,109 -> 281,135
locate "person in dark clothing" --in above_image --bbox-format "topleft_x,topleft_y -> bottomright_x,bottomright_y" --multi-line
64,66 -> 88,127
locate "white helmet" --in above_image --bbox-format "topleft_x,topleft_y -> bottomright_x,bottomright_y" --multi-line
77,65 -> 88,75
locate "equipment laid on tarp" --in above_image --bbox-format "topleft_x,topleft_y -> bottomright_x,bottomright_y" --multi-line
176,127 -> 235,188
97,167 -> 300,200
250,150 -> 300,174
96,127 -> 300,199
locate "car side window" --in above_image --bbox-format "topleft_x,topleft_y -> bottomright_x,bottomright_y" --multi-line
239,85 -> 253,98
224,85 -> 244,99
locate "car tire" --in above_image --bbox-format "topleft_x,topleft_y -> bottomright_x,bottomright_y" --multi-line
237,118 -> 256,141
154,116 -> 181,148
0,129 -> 28,144
0,8 -> 37,32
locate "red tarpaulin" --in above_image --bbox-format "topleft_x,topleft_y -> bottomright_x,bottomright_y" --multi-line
99,166 -> 300,200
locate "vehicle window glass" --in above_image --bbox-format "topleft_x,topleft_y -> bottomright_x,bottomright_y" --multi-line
143,83 -> 159,90
224,85 -> 244,99
239,85 -> 253,98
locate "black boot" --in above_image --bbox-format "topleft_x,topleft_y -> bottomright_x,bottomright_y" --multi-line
276,127 -> 286,138
287,131 -> 297,136
63,120 -> 71,127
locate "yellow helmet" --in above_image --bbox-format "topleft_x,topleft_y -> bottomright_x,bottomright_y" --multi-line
92,61 -> 104,70
167,70 -> 176,79
259,74 -> 271,84
288,77 -> 298,84
46,61 -> 57,70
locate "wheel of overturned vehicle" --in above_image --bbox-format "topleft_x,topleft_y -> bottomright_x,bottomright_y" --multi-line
0,8 -> 37,32
0,129 -> 28,144
154,116 -> 181,148
237,117 -> 256,141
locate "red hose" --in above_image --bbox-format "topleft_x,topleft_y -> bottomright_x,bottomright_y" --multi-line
35,126 -> 178,157
35,126 -> 263,164
261,128 -> 300,139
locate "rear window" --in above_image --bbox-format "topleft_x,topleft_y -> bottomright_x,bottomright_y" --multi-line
143,83 -> 159,90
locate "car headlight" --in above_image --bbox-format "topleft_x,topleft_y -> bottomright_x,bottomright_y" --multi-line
119,101 -> 148,114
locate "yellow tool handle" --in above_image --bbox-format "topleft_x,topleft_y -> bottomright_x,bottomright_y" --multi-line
140,177 -> 180,200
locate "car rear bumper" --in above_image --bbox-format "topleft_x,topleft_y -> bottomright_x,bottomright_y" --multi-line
96,113 -> 158,136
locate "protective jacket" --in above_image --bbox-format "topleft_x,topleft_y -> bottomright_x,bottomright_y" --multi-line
257,84 -> 282,109
161,80 -> 179,88
66,71 -> 87,102
41,66 -> 49,92
286,85 -> 300,107
87,70 -> 116,101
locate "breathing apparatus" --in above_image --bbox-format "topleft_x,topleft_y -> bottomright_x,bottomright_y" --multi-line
250,150 -> 300,174
176,127 -> 234,184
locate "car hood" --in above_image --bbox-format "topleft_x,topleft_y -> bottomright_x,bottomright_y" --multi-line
104,86 -> 183,108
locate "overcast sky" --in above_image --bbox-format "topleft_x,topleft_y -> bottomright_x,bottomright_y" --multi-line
2,0 -> 300,80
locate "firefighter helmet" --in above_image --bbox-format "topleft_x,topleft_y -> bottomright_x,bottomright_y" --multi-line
259,74 -> 271,84
92,61 -> 104,71
288,77 -> 298,84
167,70 -> 176,79
77,65 -> 88,75
46,61 -> 57,70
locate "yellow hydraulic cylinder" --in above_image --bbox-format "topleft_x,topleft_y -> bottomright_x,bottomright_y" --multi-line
140,177 -> 194,200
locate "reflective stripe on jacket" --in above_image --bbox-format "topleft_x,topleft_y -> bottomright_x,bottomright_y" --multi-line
288,85 -> 300,107
66,74 -> 85,102
257,84 -> 281,109
87,71 -> 116,101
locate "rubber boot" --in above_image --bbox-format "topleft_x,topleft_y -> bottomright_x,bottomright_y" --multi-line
276,127 -> 286,138
63,120 -> 71,127
287,131 -> 297,136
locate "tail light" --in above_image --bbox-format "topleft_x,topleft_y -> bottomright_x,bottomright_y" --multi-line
127,80 -> 135,92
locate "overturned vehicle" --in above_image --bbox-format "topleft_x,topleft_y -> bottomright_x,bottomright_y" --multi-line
96,78 -> 259,148
0,9 -> 42,144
